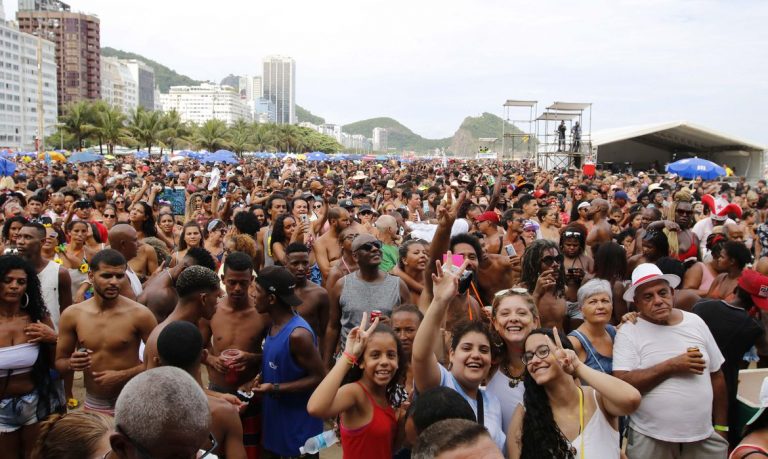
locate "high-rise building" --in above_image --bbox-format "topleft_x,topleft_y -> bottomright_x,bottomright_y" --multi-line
245,76 -> 262,102
121,59 -> 155,110
100,56 -> 138,115
160,83 -> 251,125
0,13 -> 57,150
373,127 -> 388,152
16,0 -> 100,113
262,55 -> 295,125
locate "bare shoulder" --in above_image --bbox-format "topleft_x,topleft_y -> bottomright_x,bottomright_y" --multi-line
208,395 -> 240,423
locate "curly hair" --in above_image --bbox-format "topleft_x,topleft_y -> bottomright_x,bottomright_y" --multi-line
176,265 -> 220,298
2,215 -> 28,242
342,324 -> 407,406
520,239 -> 565,297
227,234 -> 257,260
397,239 -> 427,270
184,247 -> 218,272
449,233 -> 484,261
270,214 -> 296,251
520,328 -> 576,459
0,255 -> 61,418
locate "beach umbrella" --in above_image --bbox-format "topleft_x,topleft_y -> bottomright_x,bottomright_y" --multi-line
68,151 -> 103,163
0,157 -> 16,176
306,152 -> 328,162
666,157 -> 726,180
169,155 -> 187,162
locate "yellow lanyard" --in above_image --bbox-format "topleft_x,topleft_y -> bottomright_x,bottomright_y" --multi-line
578,386 -> 585,459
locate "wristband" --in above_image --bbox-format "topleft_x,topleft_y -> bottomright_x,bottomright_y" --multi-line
271,383 -> 280,394
714,424 -> 729,432
342,351 -> 358,366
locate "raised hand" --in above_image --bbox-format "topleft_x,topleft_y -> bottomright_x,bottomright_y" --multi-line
552,327 -> 580,375
431,253 -> 469,304
344,312 -> 380,359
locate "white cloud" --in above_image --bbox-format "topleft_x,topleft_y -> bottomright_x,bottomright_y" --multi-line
5,0 -> 767,144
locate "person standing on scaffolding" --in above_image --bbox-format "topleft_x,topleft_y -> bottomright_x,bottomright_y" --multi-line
572,121 -> 582,152
557,120 -> 567,151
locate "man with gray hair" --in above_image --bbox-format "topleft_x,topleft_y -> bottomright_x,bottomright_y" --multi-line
107,367 -> 214,458
412,418 -> 504,459
374,214 -> 400,272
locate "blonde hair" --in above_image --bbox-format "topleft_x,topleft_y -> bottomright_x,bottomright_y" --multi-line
491,288 -> 538,319
229,234 -> 257,259
664,189 -> 695,256
32,411 -> 114,459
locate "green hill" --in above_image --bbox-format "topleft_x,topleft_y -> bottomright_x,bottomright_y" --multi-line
448,112 -> 534,156
296,106 -> 325,125
343,117 -> 451,152
101,47 -> 204,92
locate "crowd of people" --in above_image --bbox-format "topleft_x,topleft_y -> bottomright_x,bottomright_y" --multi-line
1,154 -> 768,458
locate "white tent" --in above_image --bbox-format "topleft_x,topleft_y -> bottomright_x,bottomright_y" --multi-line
592,121 -> 765,179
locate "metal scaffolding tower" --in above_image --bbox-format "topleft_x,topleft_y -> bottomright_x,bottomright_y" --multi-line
535,102 -> 593,170
501,100 -> 537,160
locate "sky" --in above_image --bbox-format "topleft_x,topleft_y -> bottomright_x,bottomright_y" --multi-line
5,0 -> 767,144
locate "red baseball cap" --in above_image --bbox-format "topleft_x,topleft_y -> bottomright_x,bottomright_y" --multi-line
475,211 -> 499,224
738,269 -> 768,311
533,189 -> 547,199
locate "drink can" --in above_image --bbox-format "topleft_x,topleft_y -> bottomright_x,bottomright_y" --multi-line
687,346 -> 700,353
370,310 -> 382,320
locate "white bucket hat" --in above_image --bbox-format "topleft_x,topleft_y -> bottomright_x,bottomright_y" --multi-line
747,377 -> 768,425
623,263 -> 680,302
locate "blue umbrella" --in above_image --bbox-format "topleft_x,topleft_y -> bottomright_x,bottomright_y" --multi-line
666,157 -> 726,180
204,150 -> 239,164
213,149 -> 234,156
306,152 -> 328,162
134,150 -> 149,159
0,157 -> 16,176
68,151 -> 103,163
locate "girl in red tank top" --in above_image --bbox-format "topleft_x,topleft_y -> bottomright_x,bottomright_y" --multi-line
308,313 -> 405,459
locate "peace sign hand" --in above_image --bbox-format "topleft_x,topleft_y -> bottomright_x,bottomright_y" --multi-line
344,312 -> 380,359
552,327 -> 580,376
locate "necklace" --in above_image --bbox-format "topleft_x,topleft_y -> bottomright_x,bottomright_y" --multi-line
502,362 -> 524,388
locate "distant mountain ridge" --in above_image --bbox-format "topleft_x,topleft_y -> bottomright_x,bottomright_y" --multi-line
99,47 -> 521,154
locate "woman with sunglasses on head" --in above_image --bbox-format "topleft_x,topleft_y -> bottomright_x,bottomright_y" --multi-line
516,239 -> 568,331
203,219 -> 227,267
560,224 -> 592,278
486,288 -> 540,434
112,196 -> 130,223
0,255 -> 64,459
506,328 -> 640,459
412,255 -> 506,451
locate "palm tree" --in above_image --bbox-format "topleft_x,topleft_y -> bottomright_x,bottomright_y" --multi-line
158,110 -> 190,155
127,108 -> 164,154
191,119 -> 230,152
59,101 -> 94,151
89,105 -> 129,155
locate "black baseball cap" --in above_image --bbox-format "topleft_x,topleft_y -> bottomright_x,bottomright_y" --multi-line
256,266 -> 302,307
339,199 -> 355,209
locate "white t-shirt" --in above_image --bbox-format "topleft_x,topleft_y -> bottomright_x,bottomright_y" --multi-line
692,217 -> 735,262
613,311 -> 724,442
438,365 -> 506,451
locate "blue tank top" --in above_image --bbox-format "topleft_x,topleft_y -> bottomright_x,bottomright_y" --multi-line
568,325 -> 616,374
261,314 -> 323,456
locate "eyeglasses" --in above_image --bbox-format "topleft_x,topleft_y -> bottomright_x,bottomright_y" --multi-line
563,231 -> 582,239
494,287 -> 530,298
104,214 -> 116,218
541,254 -> 564,266
356,241 -> 382,252
115,200 -> 125,204
522,344 -> 552,365
113,425 -> 217,459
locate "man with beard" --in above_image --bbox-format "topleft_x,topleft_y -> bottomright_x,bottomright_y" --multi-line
55,249 -> 157,415
144,265 -> 223,369
501,208 -> 527,257
313,207 -> 352,284
323,234 -> 409,368
284,243 -> 329,339
137,247 -> 218,322
585,198 -> 612,254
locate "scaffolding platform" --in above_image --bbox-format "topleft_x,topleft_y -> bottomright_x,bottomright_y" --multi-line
535,102 -> 593,170
501,100 -> 537,160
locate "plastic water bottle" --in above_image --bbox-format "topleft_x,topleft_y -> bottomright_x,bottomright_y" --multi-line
299,430 -> 338,455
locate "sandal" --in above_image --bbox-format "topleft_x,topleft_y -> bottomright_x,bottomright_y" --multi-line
67,398 -> 80,409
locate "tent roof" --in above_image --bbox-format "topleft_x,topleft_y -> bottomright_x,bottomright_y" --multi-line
537,112 -> 580,121
547,102 -> 591,111
504,100 -> 537,107
592,121 -> 765,153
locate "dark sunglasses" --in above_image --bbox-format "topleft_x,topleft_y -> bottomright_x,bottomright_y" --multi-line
356,241 -> 382,252
541,254 -> 564,266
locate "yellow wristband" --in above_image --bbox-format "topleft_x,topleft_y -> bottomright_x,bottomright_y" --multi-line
714,424 -> 729,432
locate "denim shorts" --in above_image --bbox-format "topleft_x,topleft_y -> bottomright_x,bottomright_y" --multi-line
0,391 -> 39,433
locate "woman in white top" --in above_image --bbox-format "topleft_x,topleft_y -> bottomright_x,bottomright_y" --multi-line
486,288 -> 539,433
507,328 -> 641,459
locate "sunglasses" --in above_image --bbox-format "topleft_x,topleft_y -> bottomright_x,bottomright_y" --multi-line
104,214 -> 116,218
541,254 -> 564,266
494,287 -> 530,298
313,204 -> 323,209
356,241 -> 382,252
563,231 -> 582,239
522,344 -> 552,365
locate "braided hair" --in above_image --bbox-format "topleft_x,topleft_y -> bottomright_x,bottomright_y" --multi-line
520,239 -> 565,297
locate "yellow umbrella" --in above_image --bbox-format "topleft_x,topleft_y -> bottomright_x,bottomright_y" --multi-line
296,154 -> 306,161
40,152 -> 66,162
104,155 -> 116,160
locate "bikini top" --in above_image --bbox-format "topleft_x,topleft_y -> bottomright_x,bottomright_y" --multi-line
0,342 -> 40,376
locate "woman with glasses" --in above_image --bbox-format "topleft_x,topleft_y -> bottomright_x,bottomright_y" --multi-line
486,288 -> 539,434
0,255 -> 63,459
171,222 -> 204,268
392,239 -> 429,304
112,196 -> 130,222
506,328 -> 640,459
203,219 -> 227,267
517,239 -> 568,330
412,256 -> 506,451
567,280 -> 616,374
101,204 -> 118,230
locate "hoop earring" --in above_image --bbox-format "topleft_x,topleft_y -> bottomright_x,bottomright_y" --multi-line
21,293 -> 29,309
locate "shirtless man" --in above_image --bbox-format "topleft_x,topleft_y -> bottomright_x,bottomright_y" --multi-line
585,198 -> 611,255
200,252 -> 270,394
137,247 -> 217,322
501,208 -> 527,257
107,224 -> 157,299
144,265 -> 222,369
313,207 -> 351,284
156,321 -> 247,459
55,249 -> 157,415
475,211 -> 506,255
283,243 -> 329,340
